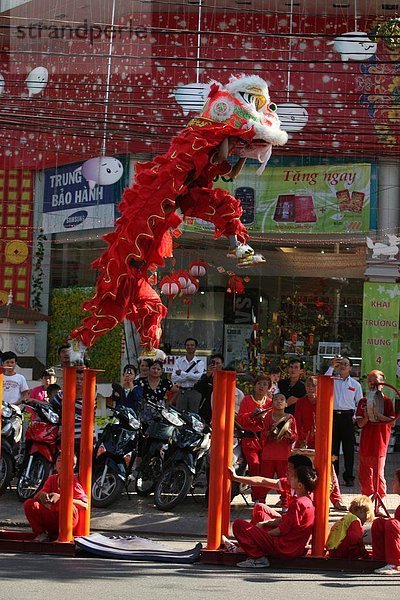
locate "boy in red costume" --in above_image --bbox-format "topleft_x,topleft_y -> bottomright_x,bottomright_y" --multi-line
225,465 -> 317,568
259,394 -> 297,505
24,454 -> 88,542
355,370 -> 395,499
325,495 -> 374,559
236,374 -> 272,503
372,468 -> 400,575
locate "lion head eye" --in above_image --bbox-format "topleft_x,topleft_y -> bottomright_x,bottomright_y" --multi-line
268,102 -> 277,112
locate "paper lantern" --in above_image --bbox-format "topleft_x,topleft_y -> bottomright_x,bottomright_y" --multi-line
181,274 -> 199,319
175,269 -> 191,290
159,275 -> 180,299
189,260 -> 207,278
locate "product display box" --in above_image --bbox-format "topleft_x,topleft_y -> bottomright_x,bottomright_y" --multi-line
273,194 -> 317,223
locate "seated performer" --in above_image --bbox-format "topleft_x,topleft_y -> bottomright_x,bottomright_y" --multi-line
224,465 -> 317,568
24,454 -> 88,542
325,495 -> 374,559
372,468 -> 400,576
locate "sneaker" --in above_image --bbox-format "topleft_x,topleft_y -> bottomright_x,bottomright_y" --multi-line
237,556 -> 270,569
374,564 -> 400,575
333,502 -> 348,512
221,535 -> 242,554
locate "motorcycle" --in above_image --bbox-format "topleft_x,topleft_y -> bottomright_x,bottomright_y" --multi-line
92,404 -> 140,508
135,402 -> 185,496
16,403 -> 60,501
0,402 -> 23,496
230,424 -> 250,503
154,411 -> 211,511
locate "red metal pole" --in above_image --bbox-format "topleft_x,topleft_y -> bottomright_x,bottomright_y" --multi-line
221,371 -> 236,538
207,370 -> 227,550
312,374 -> 334,556
75,369 -> 97,536
58,366 -> 76,543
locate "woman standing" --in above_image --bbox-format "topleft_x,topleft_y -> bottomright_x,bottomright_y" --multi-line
136,360 -> 179,424
236,374 -> 273,503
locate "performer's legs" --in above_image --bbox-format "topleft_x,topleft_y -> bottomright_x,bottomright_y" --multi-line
244,447 -> 264,502
383,519 -> 400,566
330,464 -> 346,506
251,503 -> 281,525
275,460 -> 288,505
24,500 -> 59,536
377,454 -> 387,498
358,453 -> 375,496
371,517 -> 386,561
232,519 -> 277,558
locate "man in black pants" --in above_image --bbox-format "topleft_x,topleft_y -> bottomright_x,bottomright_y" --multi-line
325,356 -> 363,486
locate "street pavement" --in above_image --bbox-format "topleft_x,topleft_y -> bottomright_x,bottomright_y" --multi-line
1,453 -> 399,539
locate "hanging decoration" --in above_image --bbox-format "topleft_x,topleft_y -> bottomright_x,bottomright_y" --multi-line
80,157 -> 124,189
181,274 -> 199,319
25,66 -> 49,98
159,274 -> 180,300
227,275 -> 245,295
189,260 -> 207,278
175,269 -> 191,291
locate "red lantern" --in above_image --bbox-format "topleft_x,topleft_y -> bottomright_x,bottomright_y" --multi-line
159,275 -> 180,299
189,260 -> 207,278
308,333 -> 315,346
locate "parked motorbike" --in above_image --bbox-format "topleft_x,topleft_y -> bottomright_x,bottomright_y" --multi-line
16,403 -> 60,501
230,424 -> 249,502
92,404 -> 140,508
135,402 -> 185,496
154,411 -> 211,511
0,402 -> 23,496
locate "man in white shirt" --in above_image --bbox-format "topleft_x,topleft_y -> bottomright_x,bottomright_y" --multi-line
2,351 -> 29,405
172,337 -> 205,412
325,356 -> 363,486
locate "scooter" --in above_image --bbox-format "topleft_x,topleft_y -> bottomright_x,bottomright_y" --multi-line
135,402 -> 185,496
154,411 -> 211,511
92,404 -> 140,508
16,403 -> 60,501
0,402 -> 23,496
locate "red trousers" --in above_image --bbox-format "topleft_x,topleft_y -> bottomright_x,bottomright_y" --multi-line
358,453 -> 387,497
24,499 -> 80,536
330,465 -> 343,505
232,518 -> 280,559
371,517 -> 400,566
260,459 -> 287,504
242,443 -> 264,502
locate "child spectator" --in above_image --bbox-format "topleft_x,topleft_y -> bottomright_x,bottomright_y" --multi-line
24,454 -> 88,542
268,366 -> 281,395
47,383 -> 61,402
326,495 -> 374,559
236,374 -> 273,503
2,351 -> 29,405
372,468 -> 400,575
259,394 -> 297,506
226,465 -> 317,568
29,368 -> 57,403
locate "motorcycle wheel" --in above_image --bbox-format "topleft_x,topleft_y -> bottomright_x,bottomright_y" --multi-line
16,454 -> 52,502
154,463 -> 193,511
92,464 -> 125,508
135,458 -> 162,496
0,452 -> 13,496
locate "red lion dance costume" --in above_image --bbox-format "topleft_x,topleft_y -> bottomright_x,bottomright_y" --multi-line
70,75 -> 288,354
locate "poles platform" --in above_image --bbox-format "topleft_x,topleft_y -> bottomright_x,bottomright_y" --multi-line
199,548 -> 386,573
0,529 -> 76,556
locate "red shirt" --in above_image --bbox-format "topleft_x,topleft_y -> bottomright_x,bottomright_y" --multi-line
236,394 -> 272,432
261,412 -> 297,461
35,474 -> 88,503
274,494 -> 315,558
356,395 -> 394,456
294,395 -> 316,449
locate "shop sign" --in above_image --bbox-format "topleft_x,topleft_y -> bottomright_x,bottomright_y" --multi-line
184,163 -> 371,235
42,158 -> 126,234
361,282 -> 400,394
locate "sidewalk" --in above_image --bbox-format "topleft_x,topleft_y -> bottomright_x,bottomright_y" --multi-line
1,453 -> 398,539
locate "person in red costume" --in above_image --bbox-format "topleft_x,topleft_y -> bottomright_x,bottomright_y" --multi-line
69,75 -> 287,356
325,495 -> 374,559
372,468 -> 400,575
355,369 -> 395,500
236,374 -> 273,503
224,464 -> 317,568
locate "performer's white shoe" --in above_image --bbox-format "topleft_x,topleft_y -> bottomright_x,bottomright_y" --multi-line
68,339 -> 87,366
227,243 -> 266,268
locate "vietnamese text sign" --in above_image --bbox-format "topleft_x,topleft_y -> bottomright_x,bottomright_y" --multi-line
361,282 -> 400,389
184,163 -> 371,234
